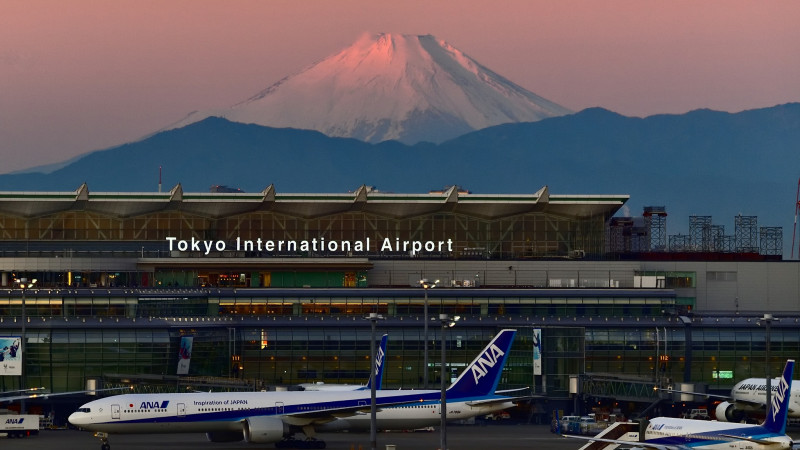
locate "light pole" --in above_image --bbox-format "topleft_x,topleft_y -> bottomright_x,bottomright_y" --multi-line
760,313 -> 776,411
367,312 -> 383,450
15,277 -> 36,414
439,313 -> 458,450
420,279 -> 438,388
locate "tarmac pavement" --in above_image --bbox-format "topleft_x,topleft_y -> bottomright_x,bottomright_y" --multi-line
0,423 -> 577,450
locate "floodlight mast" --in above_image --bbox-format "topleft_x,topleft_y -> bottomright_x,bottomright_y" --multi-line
367,312 -> 382,450
439,313 -> 458,450
14,277 -> 37,414
420,278 -> 439,388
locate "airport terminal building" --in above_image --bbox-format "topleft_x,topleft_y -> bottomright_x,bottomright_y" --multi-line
2,184 -> 800,418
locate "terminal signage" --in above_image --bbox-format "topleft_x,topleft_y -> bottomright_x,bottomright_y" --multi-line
177,336 -> 193,375
165,236 -> 455,256
0,336 -> 22,376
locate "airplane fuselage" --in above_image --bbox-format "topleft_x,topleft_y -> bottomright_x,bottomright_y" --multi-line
644,417 -> 792,449
70,389 -> 445,433
731,377 -> 800,415
71,390 -> 515,434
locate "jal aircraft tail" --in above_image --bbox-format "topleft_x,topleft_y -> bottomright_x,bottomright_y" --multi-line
762,359 -> 794,435
363,334 -> 388,390
445,329 -> 516,399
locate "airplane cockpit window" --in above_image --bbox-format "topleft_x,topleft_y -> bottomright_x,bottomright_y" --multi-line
78,407 -> 91,413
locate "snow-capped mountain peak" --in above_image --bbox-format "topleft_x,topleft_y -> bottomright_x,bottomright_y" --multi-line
170,33 -> 572,144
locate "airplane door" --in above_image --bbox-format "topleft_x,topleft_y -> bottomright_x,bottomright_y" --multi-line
275,402 -> 284,414
111,404 -> 120,420
177,403 -> 186,417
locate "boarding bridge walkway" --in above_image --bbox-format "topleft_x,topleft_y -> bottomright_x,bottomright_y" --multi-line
579,373 -> 662,403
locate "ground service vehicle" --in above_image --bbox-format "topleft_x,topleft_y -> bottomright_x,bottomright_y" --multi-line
1,414 -> 39,438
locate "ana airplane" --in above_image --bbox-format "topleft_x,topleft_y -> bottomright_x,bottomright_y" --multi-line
665,375 -> 800,422
298,334 -> 387,392
304,332 -> 524,432
315,332 -> 526,432
69,329 -> 517,450
565,359 -> 797,450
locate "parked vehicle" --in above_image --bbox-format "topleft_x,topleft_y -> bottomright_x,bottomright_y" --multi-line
483,411 -> 511,421
579,416 -> 608,435
683,408 -> 711,420
0,414 -> 39,438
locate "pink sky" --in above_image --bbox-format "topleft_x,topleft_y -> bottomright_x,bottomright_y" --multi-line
2,0 -> 799,173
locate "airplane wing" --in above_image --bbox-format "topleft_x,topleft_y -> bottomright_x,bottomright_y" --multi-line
464,395 -> 529,406
0,387 -> 131,403
718,434 -> 789,445
280,399 -> 424,425
562,434 -> 686,450
495,387 -> 530,395
0,387 -> 46,395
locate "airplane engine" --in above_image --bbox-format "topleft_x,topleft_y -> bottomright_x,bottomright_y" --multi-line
243,416 -> 289,444
205,431 -> 244,442
715,401 -> 744,422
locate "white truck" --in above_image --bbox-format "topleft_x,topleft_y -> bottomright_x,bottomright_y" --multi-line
0,414 -> 39,438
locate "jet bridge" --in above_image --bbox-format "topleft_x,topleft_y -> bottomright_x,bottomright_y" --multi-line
577,373 -> 662,403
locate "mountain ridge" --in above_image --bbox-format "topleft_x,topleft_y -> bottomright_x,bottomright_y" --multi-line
2,104 -> 798,243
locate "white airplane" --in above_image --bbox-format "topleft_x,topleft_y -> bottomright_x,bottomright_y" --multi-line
661,376 -> 800,423
298,334 -> 388,392
564,359 -> 797,450
304,332 -> 524,432
715,376 -> 800,422
69,329 -> 518,450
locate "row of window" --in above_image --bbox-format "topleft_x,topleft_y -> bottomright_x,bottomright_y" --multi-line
0,298 -> 678,318
0,211 -> 605,250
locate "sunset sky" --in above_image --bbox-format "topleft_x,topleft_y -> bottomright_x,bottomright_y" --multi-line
2,1 -> 799,174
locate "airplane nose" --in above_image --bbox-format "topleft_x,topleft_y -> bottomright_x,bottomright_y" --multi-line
68,411 -> 84,426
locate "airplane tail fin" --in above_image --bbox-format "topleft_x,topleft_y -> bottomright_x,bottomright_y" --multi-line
365,334 -> 388,390
445,329 -> 516,399
762,359 -> 794,435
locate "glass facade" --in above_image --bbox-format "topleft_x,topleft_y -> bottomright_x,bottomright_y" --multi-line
1,326 -> 534,392
5,321 -> 797,398
584,326 -> 800,391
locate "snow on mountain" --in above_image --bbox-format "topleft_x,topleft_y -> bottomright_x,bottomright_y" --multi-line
168,33 -> 572,144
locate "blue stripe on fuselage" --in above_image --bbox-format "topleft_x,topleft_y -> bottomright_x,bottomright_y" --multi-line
645,425 -> 781,447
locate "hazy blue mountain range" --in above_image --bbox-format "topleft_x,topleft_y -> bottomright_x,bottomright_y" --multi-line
2,103 -> 799,242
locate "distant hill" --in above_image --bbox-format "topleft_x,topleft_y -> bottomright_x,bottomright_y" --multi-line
2,103 -> 799,246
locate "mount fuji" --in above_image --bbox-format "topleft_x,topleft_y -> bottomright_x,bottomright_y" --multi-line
167,33 -> 572,144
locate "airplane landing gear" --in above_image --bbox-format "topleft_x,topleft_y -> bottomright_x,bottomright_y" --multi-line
275,438 -> 326,449
275,427 -> 326,449
93,431 -> 111,450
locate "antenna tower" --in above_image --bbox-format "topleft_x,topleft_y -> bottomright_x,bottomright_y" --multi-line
793,178 -> 800,259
